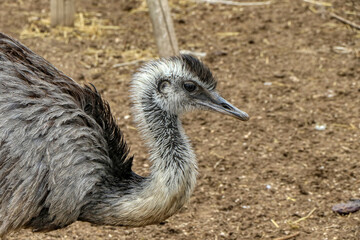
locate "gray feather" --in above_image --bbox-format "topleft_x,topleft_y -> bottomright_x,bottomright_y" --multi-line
0,32 -> 237,237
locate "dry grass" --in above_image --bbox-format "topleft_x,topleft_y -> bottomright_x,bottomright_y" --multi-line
20,12 -> 122,42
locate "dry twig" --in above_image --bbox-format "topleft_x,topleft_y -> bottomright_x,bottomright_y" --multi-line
302,0 -> 332,7
287,208 -> 316,229
180,50 -> 207,58
270,219 -> 279,228
196,0 -> 271,6
275,232 -> 300,240
330,13 -> 360,30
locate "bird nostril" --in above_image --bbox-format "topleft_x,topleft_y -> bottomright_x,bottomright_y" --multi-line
221,103 -> 232,110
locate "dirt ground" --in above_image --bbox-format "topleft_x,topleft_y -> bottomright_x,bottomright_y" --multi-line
1,0 -> 360,239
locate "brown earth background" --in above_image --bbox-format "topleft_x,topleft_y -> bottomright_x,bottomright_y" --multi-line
1,0 -> 360,239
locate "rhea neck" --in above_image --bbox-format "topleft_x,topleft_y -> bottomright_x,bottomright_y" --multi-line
135,92 -> 198,207
79,83 -> 198,227
140,92 -> 197,181
96,88 -> 198,226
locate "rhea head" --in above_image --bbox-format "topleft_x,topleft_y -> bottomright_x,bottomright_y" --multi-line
131,54 -> 249,122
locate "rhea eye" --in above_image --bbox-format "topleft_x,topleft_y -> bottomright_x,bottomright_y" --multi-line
183,81 -> 197,92
158,80 -> 170,93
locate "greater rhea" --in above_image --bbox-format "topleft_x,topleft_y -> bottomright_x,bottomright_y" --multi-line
0,33 -> 249,237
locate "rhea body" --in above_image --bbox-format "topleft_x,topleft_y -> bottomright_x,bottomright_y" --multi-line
0,33 -> 249,237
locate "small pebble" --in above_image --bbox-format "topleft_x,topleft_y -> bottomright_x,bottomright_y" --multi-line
332,199 -> 360,214
274,72 -> 286,78
289,75 -> 299,82
315,124 -> 326,131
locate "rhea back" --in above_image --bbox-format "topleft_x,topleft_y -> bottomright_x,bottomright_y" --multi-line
0,32 -> 249,236
0,33 -> 133,233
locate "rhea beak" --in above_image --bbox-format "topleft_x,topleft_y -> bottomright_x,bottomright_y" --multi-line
195,91 -> 250,121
